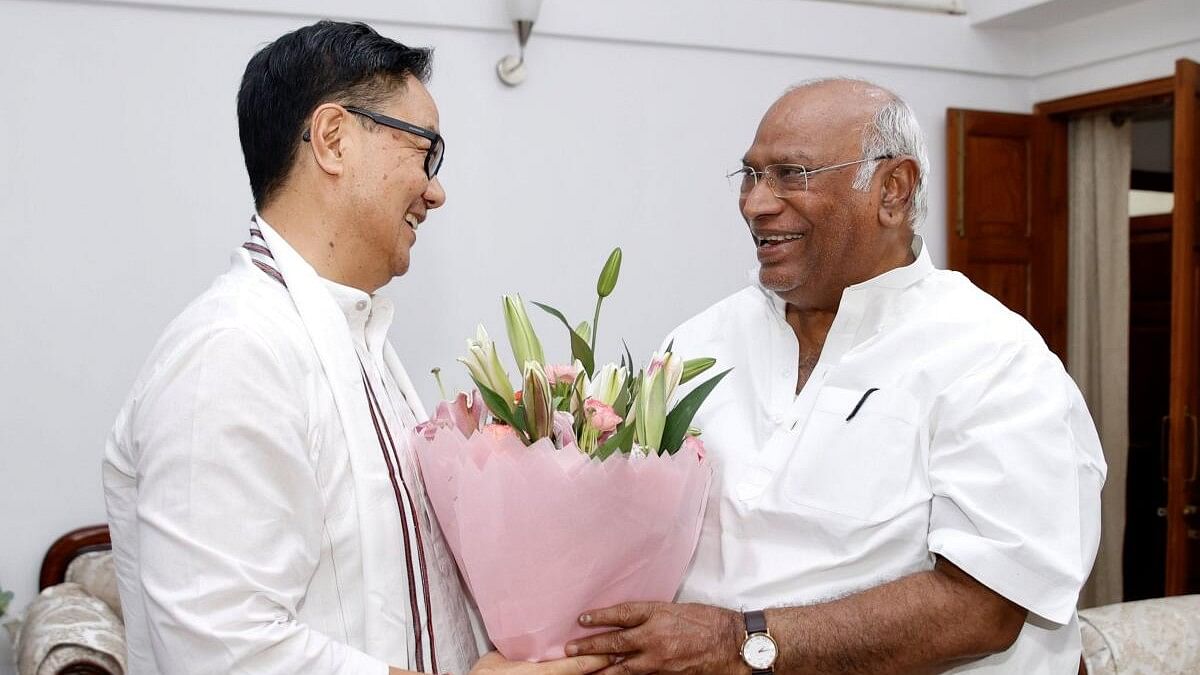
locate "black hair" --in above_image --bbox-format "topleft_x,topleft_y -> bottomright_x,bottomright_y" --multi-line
236,20 -> 432,209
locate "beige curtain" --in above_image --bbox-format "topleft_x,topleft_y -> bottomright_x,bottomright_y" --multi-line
1068,113 -> 1131,609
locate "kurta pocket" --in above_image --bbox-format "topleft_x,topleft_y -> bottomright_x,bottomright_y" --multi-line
782,386 -> 923,522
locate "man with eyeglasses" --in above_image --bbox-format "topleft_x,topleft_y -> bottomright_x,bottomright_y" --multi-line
102,20 -> 607,675
567,78 -> 1105,674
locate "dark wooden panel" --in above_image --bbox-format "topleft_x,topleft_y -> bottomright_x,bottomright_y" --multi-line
965,136 -> 1028,237
964,236 -> 1033,263
1030,114 -> 1069,360
966,262 -> 1028,316
948,109 -> 1040,339
1125,221 -> 1172,601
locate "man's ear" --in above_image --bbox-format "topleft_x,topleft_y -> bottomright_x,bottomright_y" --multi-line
878,157 -> 918,229
305,103 -> 350,176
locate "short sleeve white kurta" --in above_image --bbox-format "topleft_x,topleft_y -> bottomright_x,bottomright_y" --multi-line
669,237 -> 1106,674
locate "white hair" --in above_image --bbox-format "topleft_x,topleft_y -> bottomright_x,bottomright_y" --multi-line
785,78 -> 929,230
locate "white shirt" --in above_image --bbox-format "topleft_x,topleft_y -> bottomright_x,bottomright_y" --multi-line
669,238 -> 1106,673
103,219 -> 478,674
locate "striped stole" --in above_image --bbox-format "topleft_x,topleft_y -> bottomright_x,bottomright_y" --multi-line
243,227 -> 286,287
243,225 -> 440,672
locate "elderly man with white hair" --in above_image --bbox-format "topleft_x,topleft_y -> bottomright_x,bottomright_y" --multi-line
566,78 -> 1107,674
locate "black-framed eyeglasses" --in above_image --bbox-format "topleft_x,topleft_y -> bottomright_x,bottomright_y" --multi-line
303,105 -> 445,178
727,154 -> 894,198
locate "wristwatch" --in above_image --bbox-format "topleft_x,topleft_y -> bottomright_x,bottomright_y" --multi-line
740,609 -> 778,674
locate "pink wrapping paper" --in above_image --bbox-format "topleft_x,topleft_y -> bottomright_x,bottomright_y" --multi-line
413,429 -> 712,661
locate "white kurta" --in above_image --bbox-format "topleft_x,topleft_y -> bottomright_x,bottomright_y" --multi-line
102,219 -> 478,674
669,238 -> 1106,673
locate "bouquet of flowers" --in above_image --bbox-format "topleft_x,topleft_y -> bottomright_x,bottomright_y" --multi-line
413,248 -> 728,661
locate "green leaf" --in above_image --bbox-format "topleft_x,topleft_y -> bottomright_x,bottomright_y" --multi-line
594,423 -> 636,461
574,320 -> 592,346
680,357 -> 717,385
571,332 -> 596,376
531,300 -> 570,332
665,337 -> 675,354
531,301 -> 595,375
514,404 -> 531,439
622,339 -> 635,373
471,377 -> 529,443
660,368 -> 732,454
612,382 -> 631,418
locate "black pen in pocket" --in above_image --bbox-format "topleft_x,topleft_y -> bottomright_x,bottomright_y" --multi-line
845,388 -> 880,421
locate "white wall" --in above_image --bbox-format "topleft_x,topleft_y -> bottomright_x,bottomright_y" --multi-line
0,0 -> 1195,670
1030,0 -> 1200,100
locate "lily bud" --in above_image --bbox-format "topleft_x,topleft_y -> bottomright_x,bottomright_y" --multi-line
595,247 -> 623,298
633,367 -> 667,451
503,294 -> 545,373
523,361 -> 554,441
680,357 -> 717,385
647,351 -> 684,404
661,352 -> 684,402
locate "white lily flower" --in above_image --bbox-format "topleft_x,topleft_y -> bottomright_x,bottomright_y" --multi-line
458,324 -> 515,406
586,363 -> 628,407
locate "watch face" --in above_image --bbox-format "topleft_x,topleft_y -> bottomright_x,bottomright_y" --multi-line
743,633 -> 778,670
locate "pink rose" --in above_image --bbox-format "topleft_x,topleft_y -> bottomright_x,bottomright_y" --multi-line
545,363 -> 580,386
583,397 -> 622,434
682,434 -> 707,462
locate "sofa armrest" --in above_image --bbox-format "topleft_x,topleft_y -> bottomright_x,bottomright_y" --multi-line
1080,595 -> 1200,675
14,583 -> 125,675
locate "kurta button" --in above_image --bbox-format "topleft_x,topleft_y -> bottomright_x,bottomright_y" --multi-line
355,300 -> 368,311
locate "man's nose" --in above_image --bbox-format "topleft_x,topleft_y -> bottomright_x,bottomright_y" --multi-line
425,175 -> 446,209
740,176 -> 783,221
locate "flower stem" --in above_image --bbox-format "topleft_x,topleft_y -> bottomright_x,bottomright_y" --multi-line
591,297 -> 603,354
431,367 -> 447,400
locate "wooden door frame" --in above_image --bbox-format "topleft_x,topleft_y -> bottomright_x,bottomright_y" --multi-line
1029,75 -> 1175,359
1166,59 -> 1198,595
1033,65 -> 1200,596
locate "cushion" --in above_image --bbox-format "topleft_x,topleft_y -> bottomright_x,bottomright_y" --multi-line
14,582 -> 125,675
1080,595 -> 1200,675
65,551 -> 121,621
